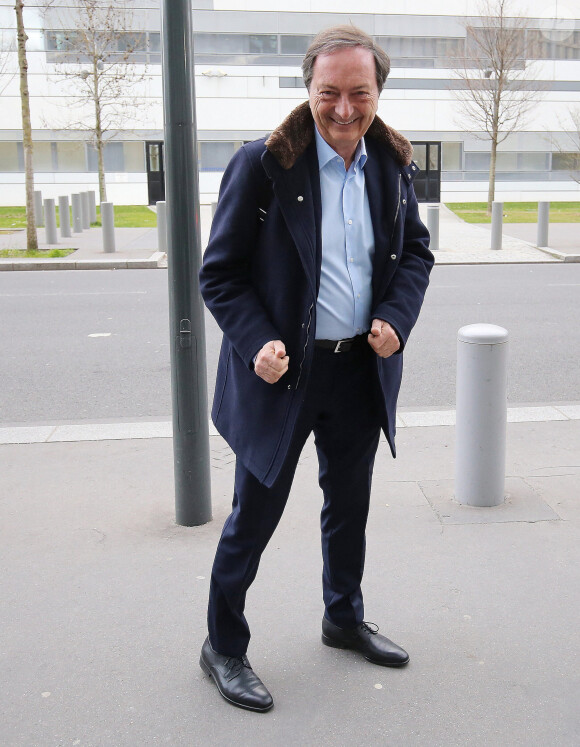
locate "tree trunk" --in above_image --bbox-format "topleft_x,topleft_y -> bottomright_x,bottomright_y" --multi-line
487,95 -> 500,216
15,0 -> 37,251
93,64 -> 107,204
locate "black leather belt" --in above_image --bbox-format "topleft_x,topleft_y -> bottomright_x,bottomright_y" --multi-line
314,334 -> 368,353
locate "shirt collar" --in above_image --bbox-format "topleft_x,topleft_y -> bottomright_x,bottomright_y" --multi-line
314,126 -> 367,173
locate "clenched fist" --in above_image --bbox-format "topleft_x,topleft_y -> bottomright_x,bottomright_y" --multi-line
254,340 -> 289,384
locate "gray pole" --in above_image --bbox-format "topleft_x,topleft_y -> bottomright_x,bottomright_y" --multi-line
34,190 -> 43,227
455,324 -> 508,507
161,0 -> 212,526
101,202 -> 116,253
44,198 -> 58,244
58,196 -> 71,238
88,190 -> 97,224
491,201 -> 503,250
427,205 -> 439,251
71,193 -> 83,233
537,201 -> 549,247
156,201 -> 167,255
81,191 -> 91,229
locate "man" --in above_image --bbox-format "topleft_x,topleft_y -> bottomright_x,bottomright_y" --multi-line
199,25 -> 433,712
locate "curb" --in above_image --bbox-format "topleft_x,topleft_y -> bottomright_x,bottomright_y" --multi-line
0,251 -> 166,271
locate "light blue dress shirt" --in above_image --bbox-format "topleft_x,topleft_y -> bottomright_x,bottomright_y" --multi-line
314,126 -> 375,341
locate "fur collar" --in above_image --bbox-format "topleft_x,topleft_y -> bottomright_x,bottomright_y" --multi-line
265,101 -> 413,170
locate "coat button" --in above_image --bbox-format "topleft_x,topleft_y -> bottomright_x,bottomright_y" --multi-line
411,165 -> 416,170
391,253 -> 397,260
297,195 -> 303,202
402,199 -> 406,205
287,384 -> 291,389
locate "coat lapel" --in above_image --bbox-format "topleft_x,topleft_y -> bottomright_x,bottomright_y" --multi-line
261,146 -> 319,299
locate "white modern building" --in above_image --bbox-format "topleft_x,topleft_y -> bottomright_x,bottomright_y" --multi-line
1,0 -> 579,205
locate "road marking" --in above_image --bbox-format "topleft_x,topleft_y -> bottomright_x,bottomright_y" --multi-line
88,333 -> 111,338
547,283 -> 580,287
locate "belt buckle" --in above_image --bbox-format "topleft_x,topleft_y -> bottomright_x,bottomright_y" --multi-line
334,339 -> 345,353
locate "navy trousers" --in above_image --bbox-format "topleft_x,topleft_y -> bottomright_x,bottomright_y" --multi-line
207,344 -> 383,657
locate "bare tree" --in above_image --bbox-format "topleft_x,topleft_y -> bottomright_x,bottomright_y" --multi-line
14,1 -> 37,251
450,0 -> 542,214
42,0 -> 149,202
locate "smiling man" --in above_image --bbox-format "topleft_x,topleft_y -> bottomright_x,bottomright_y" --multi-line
198,25 -> 433,712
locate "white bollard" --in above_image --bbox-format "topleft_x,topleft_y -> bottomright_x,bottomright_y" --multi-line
58,196 -> 72,238
88,190 -> 97,224
491,201 -> 503,250
71,194 -> 83,233
537,202 -> 549,247
44,198 -> 58,244
427,205 -> 439,251
81,191 -> 91,229
101,202 -> 115,253
34,190 -> 43,227
455,324 -> 509,507
156,201 -> 167,254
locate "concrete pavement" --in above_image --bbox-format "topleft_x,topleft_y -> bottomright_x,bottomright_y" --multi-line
1,407 -> 580,745
1,203 -> 579,270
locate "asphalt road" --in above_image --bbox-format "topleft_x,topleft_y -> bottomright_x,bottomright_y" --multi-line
1,263 -> 579,424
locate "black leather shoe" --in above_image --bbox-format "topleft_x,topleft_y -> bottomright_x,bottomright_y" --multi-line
321,617 -> 409,667
199,637 -> 273,712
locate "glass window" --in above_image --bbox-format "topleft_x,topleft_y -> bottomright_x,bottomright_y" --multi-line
496,152 -> 517,171
199,142 -> 235,171
87,142 -> 124,172
125,142 -> 145,173
442,142 -> 461,170
413,144 -> 427,170
0,142 -> 19,171
34,142 -> 54,172
281,36 -> 313,55
465,152 -> 491,170
519,152 -> 547,171
279,77 -> 304,88
429,144 -> 440,171
552,153 -> 580,170
56,142 -> 86,172
249,34 -> 277,54
148,143 -> 161,172
149,32 -> 161,53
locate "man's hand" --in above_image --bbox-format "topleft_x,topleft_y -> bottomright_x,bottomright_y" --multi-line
254,340 -> 289,384
367,319 -> 400,358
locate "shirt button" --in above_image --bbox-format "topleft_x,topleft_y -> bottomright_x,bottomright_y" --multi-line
297,195 -> 303,202
391,253 -> 397,260
349,258 -> 354,263
347,219 -> 353,225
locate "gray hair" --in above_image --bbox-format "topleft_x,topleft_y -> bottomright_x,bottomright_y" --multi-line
302,25 -> 390,92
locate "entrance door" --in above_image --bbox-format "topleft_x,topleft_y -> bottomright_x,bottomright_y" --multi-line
411,142 -> 441,202
146,141 -> 165,205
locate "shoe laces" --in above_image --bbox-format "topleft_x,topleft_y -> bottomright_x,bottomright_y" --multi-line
359,621 -> 379,635
224,654 -> 251,680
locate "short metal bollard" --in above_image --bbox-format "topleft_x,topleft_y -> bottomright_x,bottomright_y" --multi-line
537,201 -> 549,247
101,202 -> 116,253
71,194 -> 83,233
156,201 -> 167,254
88,190 -> 97,224
455,324 -> 508,507
58,196 -> 71,238
427,204 -> 439,251
44,198 -> 58,244
491,201 -> 503,251
81,191 -> 91,229
34,190 -> 43,227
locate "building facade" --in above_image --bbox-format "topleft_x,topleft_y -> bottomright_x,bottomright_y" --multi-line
1,0 -> 579,205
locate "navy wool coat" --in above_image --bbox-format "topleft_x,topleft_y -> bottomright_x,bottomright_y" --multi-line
200,102 -> 434,488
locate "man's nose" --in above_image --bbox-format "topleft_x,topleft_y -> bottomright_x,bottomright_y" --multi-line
335,95 -> 354,121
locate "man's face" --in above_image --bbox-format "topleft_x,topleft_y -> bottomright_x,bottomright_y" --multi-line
308,46 -> 379,164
